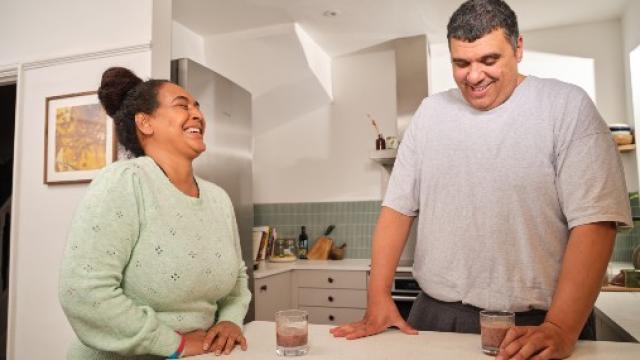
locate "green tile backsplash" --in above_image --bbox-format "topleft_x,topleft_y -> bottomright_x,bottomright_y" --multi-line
612,193 -> 640,263
254,201 -> 381,259
255,193 -> 640,262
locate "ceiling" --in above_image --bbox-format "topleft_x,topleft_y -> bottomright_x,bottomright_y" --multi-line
173,0 -> 630,56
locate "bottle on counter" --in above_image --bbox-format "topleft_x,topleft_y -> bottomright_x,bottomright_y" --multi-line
298,226 -> 309,259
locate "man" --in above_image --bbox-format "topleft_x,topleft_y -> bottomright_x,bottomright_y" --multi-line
330,1 -> 632,359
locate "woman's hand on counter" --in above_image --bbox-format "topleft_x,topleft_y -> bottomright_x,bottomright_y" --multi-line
496,321 -> 574,360
329,295 -> 418,339
181,330 -> 208,357
202,321 -> 248,355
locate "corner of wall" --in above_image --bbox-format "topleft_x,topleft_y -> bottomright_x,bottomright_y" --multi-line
151,0 -> 173,78
294,23 -> 333,100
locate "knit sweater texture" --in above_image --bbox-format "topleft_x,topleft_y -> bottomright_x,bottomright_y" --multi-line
59,156 -> 251,359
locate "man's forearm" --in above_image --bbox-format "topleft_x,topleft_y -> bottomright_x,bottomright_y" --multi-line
368,207 -> 414,298
545,222 -> 616,338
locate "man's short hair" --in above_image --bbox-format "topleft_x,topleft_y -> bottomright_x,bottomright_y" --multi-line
447,0 -> 519,50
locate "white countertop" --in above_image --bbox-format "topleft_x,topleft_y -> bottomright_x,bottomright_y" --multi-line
254,260 -> 632,281
253,259 -> 413,279
595,291 -> 640,341
185,321 -> 640,359
254,260 -> 640,338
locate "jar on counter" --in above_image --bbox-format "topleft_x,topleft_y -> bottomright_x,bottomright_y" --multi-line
270,238 -> 298,262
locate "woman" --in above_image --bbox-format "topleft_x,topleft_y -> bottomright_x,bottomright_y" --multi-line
59,67 -> 251,359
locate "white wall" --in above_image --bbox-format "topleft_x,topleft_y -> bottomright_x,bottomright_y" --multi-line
0,0 -> 152,65
151,0 -> 173,78
623,0 -> 640,193
523,20 -> 627,124
623,0 -> 640,124
428,43 -> 456,95
254,45 -> 397,203
202,23 -> 317,100
187,21 -> 397,203
631,48 -> 640,132
1,1 -> 156,359
294,23 -> 333,100
524,20 -> 638,191
520,51 -> 596,102
172,21 -> 206,64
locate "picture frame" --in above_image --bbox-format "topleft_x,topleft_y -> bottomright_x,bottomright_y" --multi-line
44,91 -> 116,184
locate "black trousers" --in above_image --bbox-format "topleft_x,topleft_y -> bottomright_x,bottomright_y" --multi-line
407,292 -> 596,340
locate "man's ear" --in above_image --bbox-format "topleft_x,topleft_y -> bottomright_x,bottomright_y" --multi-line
134,113 -> 153,135
515,35 -> 524,63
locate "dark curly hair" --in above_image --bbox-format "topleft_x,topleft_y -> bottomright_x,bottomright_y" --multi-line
97,67 -> 169,157
447,0 -> 519,50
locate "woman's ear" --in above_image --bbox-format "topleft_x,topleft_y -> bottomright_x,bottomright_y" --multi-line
135,113 -> 154,135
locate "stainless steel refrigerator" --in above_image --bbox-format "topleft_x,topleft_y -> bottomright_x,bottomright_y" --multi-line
171,58 -> 254,322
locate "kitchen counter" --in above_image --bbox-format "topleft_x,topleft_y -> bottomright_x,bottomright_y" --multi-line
254,260 -> 640,340
595,291 -> 640,341
185,321 -> 640,359
253,259 -> 413,279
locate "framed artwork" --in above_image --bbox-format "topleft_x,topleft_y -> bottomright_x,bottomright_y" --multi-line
44,91 -> 116,184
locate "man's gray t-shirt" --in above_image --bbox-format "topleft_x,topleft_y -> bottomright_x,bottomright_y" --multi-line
383,76 -> 632,312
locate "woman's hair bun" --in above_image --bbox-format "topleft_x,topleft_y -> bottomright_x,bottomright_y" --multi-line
97,67 -> 143,117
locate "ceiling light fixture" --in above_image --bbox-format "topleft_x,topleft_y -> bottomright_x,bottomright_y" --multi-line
323,10 -> 340,17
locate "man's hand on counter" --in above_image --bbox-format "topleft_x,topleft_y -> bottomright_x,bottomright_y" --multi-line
495,222 -> 616,360
329,295 -> 418,339
496,321 -> 574,360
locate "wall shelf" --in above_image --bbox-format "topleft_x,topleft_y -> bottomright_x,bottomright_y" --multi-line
369,149 -> 397,166
619,144 -> 636,153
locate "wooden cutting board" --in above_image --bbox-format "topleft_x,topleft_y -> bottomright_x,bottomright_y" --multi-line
307,236 -> 333,260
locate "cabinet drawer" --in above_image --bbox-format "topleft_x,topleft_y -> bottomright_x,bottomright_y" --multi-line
300,306 -> 366,325
295,270 -> 367,289
254,272 -> 292,321
298,288 -> 367,308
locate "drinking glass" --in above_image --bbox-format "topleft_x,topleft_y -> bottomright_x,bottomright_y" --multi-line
275,309 -> 309,356
480,310 -> 515,355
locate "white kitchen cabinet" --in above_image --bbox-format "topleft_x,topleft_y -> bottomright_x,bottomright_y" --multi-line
299,306 -> 366,326
294,269 -> 368,325
298,288 -> 367,308
254,271 -> 292,321
295,269 -> 367,289
253,261 -> 372,325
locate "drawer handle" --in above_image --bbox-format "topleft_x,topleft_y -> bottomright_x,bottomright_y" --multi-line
260,285 -> 267,292
328,277 -> 334,283
329,315 -> 335,321
328,296 -> 334,302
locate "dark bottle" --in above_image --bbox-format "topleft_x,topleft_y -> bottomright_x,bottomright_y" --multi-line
376,134 -> 386,150
298,226 -> 309,259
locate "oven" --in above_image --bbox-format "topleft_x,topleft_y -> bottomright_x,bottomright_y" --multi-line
392,272 -> 421,320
